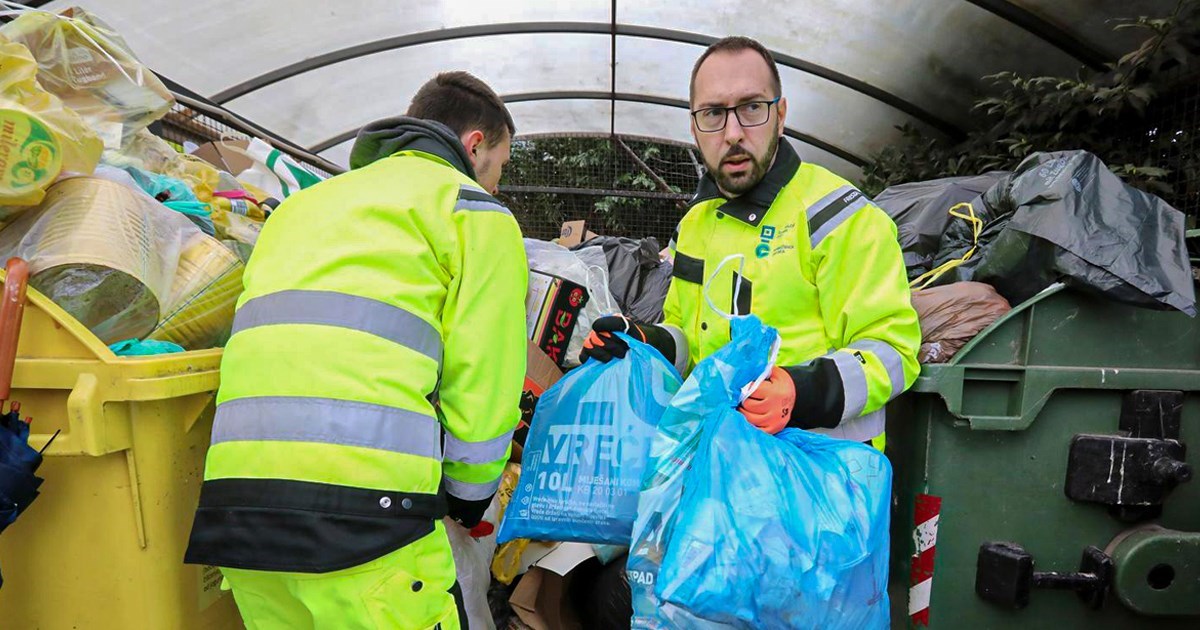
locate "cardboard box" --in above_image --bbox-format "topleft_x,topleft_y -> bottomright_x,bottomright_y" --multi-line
515,341 -> 563,459
525,270 -> 590,368
191,139 -> 254,175
510,568 -> 578,630
558,220 -> 600,248
509,543 -> 597,630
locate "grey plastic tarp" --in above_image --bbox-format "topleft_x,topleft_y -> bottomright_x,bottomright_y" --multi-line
934,151 -> 1197,316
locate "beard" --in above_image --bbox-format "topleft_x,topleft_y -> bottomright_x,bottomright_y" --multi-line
704,133 -> 779,196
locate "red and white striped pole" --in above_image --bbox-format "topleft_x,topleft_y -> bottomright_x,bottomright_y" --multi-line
909,493 -> 942,626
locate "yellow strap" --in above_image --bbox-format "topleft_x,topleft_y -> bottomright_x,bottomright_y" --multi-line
909,202 -> 982,290
870,431 -> 887,453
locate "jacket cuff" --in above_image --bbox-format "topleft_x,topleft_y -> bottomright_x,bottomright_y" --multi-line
648,323 -> 687,375
783,359 -> 845,430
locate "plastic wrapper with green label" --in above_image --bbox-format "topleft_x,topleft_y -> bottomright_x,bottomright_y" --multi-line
0,34 -> 102,213
231,137 -> 324,199
0,7 -> 174,148
0,176 -> 194,344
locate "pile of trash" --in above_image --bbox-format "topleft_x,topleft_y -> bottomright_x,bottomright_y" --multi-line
459,221 -> 894,630
0,7 -> 323,354
877,150 -> 1198,365
442,222 -> 667,629
8,6 -> 1195,630
475,151 -> 1200,629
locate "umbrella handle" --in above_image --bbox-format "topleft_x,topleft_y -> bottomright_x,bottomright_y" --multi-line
0,258 -> 29,402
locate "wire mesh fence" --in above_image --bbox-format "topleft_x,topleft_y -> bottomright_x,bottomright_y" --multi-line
1136,71 -> 1200,223
498,135 -> 701,246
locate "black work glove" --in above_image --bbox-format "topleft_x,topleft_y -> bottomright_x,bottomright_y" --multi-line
579,316 -> 676,365
447,493 -> 492,529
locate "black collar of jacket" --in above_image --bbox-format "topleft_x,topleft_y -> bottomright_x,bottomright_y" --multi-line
348,116 -> 477,180
689,140 -> 802,228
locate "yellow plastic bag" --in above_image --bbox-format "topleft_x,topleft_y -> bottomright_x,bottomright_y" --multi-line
492,539 -> 532,586
1,7 -> 174,148
105,129 -> 223,203
212,207 -> 263,250
490,463 -> 530,584
0,177 -> 195,344
147,232 -> 245,350
211,195 -> 268,222
103,128 -> 184,174
179,156 -> 222,203
236,179 -> 275,206
0,34 -> 101,209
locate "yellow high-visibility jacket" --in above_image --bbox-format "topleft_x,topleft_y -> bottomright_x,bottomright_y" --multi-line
662,141 -> 920,442
186,118 -> 527,572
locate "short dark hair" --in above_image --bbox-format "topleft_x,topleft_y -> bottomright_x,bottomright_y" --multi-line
407,71 -> 516,146
689,36 -> 782,104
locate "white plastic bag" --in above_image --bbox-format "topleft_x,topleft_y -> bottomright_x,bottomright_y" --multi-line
445,497 -> 501,630
524,239 -> 616,368
230,138 -> 323,200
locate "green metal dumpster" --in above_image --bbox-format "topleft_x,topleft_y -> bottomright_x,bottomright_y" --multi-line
888,283 -> 1200,628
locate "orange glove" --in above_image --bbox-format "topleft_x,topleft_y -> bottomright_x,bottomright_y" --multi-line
737,366 -> 795,434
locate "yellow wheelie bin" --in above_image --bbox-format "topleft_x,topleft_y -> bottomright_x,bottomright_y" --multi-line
0,272 -> 241,628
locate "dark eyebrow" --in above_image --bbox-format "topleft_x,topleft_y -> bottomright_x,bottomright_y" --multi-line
695,92 -> 771,109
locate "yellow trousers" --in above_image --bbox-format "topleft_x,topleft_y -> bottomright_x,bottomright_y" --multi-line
221,522 -> 464,630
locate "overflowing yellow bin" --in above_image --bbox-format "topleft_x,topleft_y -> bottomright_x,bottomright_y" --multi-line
0,280 -> 242,628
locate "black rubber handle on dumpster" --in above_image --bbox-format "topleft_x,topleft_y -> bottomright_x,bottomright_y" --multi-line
977,542 -> 1113,610
0,258 -> 29,402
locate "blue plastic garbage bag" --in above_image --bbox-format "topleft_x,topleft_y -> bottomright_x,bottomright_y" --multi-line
660,407 -> 892,628
498,333 -> 681,545
592,543 -> 628,565
628,314 -> 891,629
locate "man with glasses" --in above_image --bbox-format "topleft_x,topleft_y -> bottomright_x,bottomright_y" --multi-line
583,36 -> 919,445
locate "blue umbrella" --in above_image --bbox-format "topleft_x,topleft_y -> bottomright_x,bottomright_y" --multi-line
0,404 -> 49,589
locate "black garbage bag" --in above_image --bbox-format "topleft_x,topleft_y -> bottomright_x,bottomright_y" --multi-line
932,151 -> 1196,316
572,236 -> 672,323
570,554 -> 633,630
874,172 -> 1006,281
632,261 -> 672,323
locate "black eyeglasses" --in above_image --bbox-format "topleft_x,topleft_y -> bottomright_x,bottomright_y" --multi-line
690,97 -> 781,133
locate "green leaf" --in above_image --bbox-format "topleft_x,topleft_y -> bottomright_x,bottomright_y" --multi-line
1135,166 -> 1170,178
